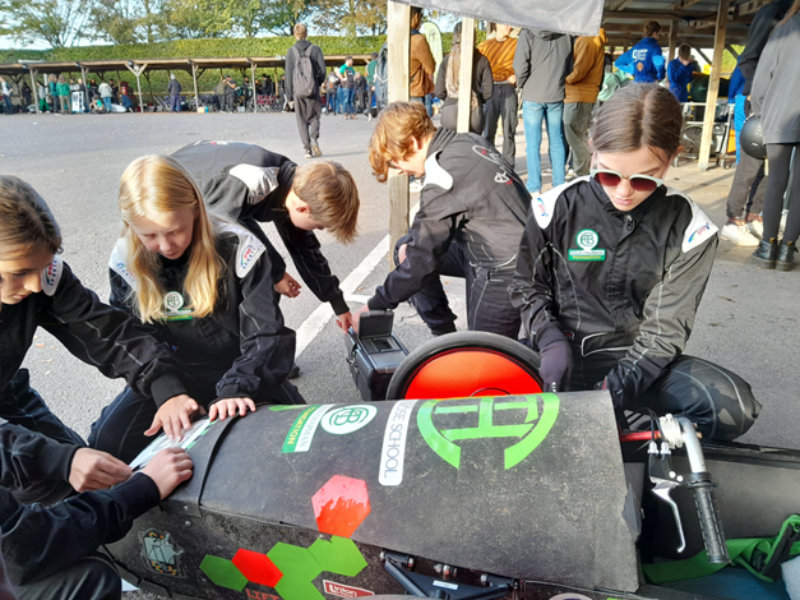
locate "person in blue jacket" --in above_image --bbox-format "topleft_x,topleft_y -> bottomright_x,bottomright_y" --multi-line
615,21 -> 666,83
667,44 -> 699,102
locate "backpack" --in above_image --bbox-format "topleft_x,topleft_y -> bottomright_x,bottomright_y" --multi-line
291,45 -> 317,98
373,43 -> 389,109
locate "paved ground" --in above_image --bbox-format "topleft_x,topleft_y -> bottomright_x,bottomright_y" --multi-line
1,108 -> 797,598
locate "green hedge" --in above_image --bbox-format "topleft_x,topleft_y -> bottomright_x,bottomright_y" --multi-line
2,32 -> 472,103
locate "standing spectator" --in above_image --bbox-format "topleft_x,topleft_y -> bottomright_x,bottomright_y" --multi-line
285,22 -> 326,158
750,1 -> 800,270
514,27 -> 574,195
56,74 -> 70,114
563,27 -> 607,178
47,74 -> 57,113
21,81 -> 31,110
88,78 -> 99,105
434,21 -> 493,134
615,21 -> 666,83
0,76 -> 11,114
120,81 -> 134,112
479,23 -> 519,165
720,0 -> 791,246
223,74 -> 237,112
366,51 -> 378,113
109,78 -> 119,103
338,56 -> 357,119
98,79 -> 112,113
667,44 -> 700,102
354,71 -> 368,114
326,68 -> 339,115
167,73 -> 182,112
76,77 -> 88,113
278,75 -> 288,110
410,7 -> 436,111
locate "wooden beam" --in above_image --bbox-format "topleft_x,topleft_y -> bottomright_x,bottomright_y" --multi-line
456,18 -> 475,133
672,0 -> 704,8
698,0 -> 728,170
387,0 -> 411,256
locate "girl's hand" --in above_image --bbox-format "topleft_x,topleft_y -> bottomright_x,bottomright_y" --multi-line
209,397 -> 256,422
274,273 -> 301,297
146,394 -> 204,440
335,311 -> 355,333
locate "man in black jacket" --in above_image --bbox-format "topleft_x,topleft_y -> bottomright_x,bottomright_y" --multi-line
360,101 -> 529,338
0,423 -> 192,599
285,23 -> 326,158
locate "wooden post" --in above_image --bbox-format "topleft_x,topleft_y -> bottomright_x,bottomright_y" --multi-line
124,62 -> 147,112
456,18 -> 475,133
191,62 -> 200,110
250,62 -> 257,112
698,0 -> 728,170
387,0 -> 411,256
29,68 -> 40,114
668,20 -> 677,61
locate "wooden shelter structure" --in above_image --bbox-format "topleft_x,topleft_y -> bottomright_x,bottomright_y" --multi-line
383,0 -> 769,246
0,54 -> 370,116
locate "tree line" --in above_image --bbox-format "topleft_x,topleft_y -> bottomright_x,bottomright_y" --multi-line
0,0 -> 388,49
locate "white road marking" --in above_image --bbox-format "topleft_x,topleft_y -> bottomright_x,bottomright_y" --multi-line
295,234 -> 389,356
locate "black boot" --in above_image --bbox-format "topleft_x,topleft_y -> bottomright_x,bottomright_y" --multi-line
776,240 -> 797,271
751,238 -> 778,269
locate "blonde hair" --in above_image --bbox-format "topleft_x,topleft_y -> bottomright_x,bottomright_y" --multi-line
0,175 -> 61,259
369,101 -> 436,182
293,161 -> 359,243
118,155 -> 223,323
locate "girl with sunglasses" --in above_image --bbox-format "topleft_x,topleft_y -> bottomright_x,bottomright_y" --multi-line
510,84 -> 760,441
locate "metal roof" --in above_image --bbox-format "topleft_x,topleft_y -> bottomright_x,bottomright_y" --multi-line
602,0 -> 767,50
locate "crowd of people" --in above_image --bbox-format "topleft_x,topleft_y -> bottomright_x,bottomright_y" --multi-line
3,2 -> 799,597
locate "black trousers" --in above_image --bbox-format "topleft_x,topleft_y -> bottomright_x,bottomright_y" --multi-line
394,234 -> 521,339
294,94 -> 322,153
550,352 -> 760,442
482,82 -> 518,165
725,151 -> 767,220
16,554 -> 120,600
764,143 -> 800,243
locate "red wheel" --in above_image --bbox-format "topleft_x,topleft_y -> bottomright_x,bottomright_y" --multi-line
386,332 -> 543,399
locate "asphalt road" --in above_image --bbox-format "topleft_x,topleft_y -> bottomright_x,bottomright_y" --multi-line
1,108 -> 798,599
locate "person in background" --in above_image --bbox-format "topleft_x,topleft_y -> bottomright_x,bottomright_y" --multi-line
667,44 -> 700,102
615,21 -> 666,83
56,74 -> 70,114
409,7 -> 436,113
435,21 -> 493,134
0,77 -> 12,115
510,83 -> 759,441
337,56 -> 357,119
719,0 -> 792,246
563,27 -> 607,178
479,23 -> 519,165
285,23 -> 326,158
750,0 -> 800,271
98,80 -> 112,113
514,26 -> 574,196
167,73 -> 182,112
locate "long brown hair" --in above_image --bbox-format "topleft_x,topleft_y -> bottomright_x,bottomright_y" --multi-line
118,155 -> 223,323
0,175 -> 61,259
590,84 -> 683,163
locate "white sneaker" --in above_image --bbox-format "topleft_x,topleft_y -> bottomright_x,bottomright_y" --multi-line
720,222 -> 760,246
746,219 -> 763,239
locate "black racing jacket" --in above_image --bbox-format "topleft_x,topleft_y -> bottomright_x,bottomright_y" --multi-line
0,258 -> 187,417
0,423 -> 159,585
510,177 -> 719,406
171,140 -> 349,316
368,128 -> 530,310
109,220 -> 296,406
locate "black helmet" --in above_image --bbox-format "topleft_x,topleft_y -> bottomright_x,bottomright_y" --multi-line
740,115 -> 766,159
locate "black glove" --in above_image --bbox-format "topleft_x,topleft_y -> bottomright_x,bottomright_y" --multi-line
535,324 -> 573,392
601,364 -> 644,410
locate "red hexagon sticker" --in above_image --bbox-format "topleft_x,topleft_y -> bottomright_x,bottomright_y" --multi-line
232,548 -> 282,587
312,475 -> 371,537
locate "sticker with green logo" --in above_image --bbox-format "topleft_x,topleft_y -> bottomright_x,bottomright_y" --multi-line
568,228 -> 606,261
320,405 -> 377,435
281,405 -> 333,453
417,394 -> 559,469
